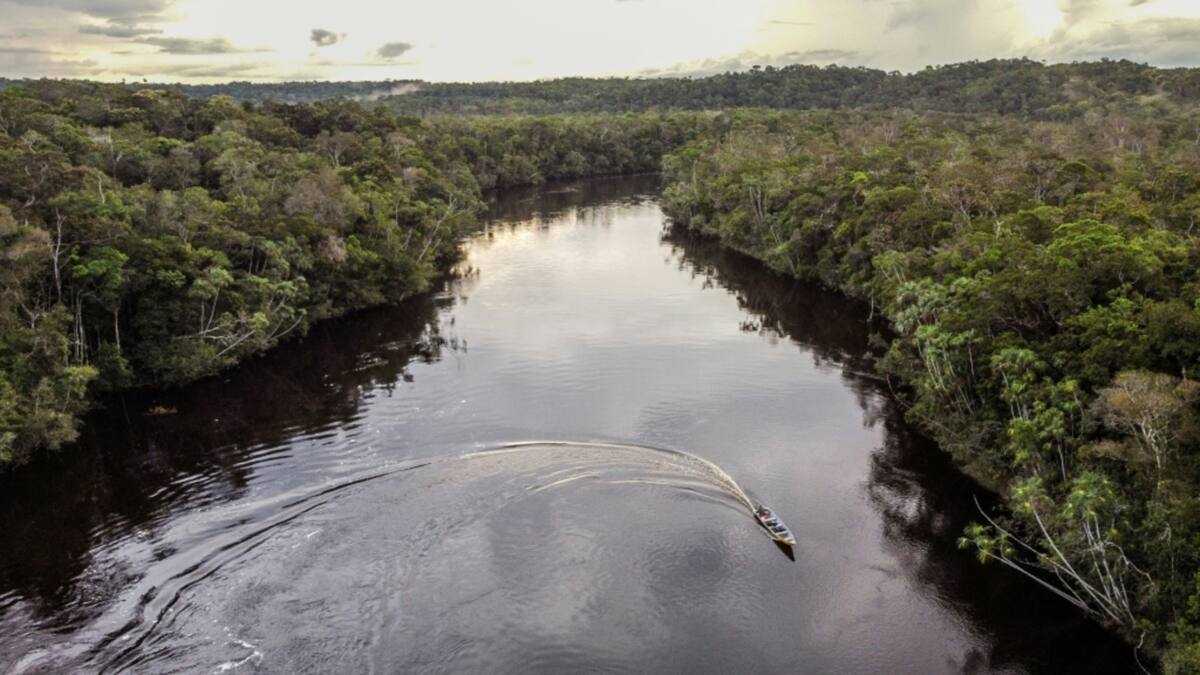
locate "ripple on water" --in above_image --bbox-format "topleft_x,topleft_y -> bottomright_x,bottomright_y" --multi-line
66,442 -> 770,672
0,179 -> 1140,674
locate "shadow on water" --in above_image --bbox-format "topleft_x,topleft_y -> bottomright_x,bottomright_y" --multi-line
0,174 -> 1139,672
660,226 -> 1139,673
0,178 -> 657,648
774,540 -> 797,561
483,173 -> 663,224
0,293 -> 449,633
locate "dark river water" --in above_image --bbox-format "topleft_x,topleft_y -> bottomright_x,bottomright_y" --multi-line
1,176 -> 1137,673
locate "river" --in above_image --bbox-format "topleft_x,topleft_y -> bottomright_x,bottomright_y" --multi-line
0,176 -> 1136,673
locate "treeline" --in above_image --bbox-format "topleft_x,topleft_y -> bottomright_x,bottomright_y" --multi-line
0,78 -> 417,104
0,80 -> 704,465
7,59 -> 1200,666
149,79 -> 423,104
660,108 -> 1200,670
9,58 -> 1200,118
426,113 -> 713,189
380,59 -> 1200,117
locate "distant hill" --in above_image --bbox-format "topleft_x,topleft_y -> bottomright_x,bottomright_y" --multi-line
4,58 -> 1200,117
0,78 -> 419,104
371,59 -> 1200,117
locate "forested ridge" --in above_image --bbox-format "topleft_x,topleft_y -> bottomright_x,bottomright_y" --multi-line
9,58 -> 1199,117
0,78 -> 423,104
377,58 -> 1200,117
7,58 -> 1200,668
660,106 -> 1200,670
5,58 -> 1187,118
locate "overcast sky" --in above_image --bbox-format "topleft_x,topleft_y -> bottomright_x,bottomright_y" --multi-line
1,0 -> 1199,83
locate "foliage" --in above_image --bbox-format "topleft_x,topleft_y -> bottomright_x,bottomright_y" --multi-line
369,59 -> 1200,117
0,81 -> 703,463
660,105 -> 1200,664
9,58 -> 1197,119
10,56 -> 1200,664
423,113 -> 713,189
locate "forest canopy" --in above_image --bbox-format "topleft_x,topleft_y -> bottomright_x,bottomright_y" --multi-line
7,58 -> 1193,118
0,78 -> 710,465
659,105 -> 1200,671
6,57 -> 1200,669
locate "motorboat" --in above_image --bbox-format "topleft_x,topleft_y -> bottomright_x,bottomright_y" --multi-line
754,505 -> 796,547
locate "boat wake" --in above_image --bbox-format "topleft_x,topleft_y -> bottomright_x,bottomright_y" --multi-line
474,442 -> 795,547
465,441 -> 759,511
45,440 -> 785,672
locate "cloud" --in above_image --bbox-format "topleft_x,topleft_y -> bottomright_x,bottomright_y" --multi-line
310,28 -> 342,47
4,0 -> 1200,82
79,21 -> 162,38
305,57 -> 419,69
0,46 -> 64,54
886,2 -> 938,31
1032,17 -> 1200,67
119,61 -> 269,79
754,0 -> 1026,72
9,0 -> 175,23
376,41 -> 414,59
0,46 -> 101,77
1057,0 -> 1109,26
136,36 -> 271,54
787,48 -> 862,62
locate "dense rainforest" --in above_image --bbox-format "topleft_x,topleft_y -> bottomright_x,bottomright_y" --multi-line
0,78 -> 712,466
8,58 -> 1198,116
7,58 -> 1200,668
660,106 -> 1200,670
0,78 -> 423,104
374,58 -> 1200,117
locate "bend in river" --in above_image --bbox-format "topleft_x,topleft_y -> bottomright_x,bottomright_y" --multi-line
0,175 -> 1135,673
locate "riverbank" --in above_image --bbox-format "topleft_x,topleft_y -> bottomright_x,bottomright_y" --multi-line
659,108 -> 1200,668
0,78 -> 714,467
0,176 -> 1138,672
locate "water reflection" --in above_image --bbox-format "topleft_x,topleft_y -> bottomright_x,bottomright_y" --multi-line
0,295 -> 447,631
664,227 -> 1132,672
0,175 -> 1135,673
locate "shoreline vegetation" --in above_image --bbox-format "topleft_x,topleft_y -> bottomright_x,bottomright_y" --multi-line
0,79 -> 713,466
6,57 -> 1200,668
657,108 -> 1200,669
